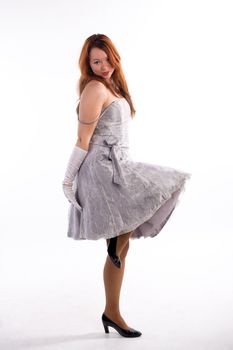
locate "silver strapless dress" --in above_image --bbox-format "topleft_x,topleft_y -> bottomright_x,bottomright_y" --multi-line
67,98 -> 191,240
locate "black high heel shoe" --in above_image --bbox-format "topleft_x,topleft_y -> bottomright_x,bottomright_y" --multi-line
102,313 -> 142,338
107,236 -> 121,268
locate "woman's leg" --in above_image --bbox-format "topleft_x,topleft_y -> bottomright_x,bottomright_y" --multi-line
115,231 -> 133,257
103,231 -> 133,329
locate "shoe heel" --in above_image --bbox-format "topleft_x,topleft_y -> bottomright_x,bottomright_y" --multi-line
103,324 -> 109,333
102,313 -> 142,338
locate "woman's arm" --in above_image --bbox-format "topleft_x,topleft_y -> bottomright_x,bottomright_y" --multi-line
76,80 -> 108,151
62,80 -> 107,210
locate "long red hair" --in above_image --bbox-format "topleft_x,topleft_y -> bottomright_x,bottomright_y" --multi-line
77,33 -> 136,118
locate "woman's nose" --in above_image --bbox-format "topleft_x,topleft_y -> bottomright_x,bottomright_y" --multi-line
101,63 -> 107,71
101,61 -> 110,71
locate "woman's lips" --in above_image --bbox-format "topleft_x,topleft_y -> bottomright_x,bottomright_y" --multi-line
102,71 -> 109,76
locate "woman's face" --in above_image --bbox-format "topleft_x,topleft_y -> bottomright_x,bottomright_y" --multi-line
89,47 -> 114,81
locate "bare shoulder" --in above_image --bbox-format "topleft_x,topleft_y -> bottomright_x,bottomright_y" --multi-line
78,80 -> 107,124
81,80 -> 108,102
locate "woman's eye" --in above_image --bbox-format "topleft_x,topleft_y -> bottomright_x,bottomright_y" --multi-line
94,61 -> 99,64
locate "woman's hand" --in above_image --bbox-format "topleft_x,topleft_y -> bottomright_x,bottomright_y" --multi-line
62,181 -> 83,212
62,145 -> 88,212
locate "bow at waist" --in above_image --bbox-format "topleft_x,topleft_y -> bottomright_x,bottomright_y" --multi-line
89,138 -> 129,186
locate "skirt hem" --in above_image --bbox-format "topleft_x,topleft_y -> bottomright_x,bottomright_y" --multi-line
67,174 -> 191,241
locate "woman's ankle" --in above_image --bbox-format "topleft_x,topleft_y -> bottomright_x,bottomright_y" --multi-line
104,308 -> 121,318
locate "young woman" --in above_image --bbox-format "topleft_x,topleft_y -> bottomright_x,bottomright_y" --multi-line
62,33 -> 191,338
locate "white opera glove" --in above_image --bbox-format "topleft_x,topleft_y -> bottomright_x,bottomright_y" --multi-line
62,145 -> 88,212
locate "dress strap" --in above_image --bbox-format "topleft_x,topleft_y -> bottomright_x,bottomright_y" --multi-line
78,114 -> 101,125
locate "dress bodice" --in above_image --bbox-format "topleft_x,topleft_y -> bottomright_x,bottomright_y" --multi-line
78,98 -> 132,186
89,98 -> 131,148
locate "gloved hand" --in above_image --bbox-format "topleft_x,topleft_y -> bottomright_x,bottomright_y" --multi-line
62,145 -> 88,212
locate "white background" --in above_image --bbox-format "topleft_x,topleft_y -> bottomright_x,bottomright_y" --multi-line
0,0 -> 233,349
